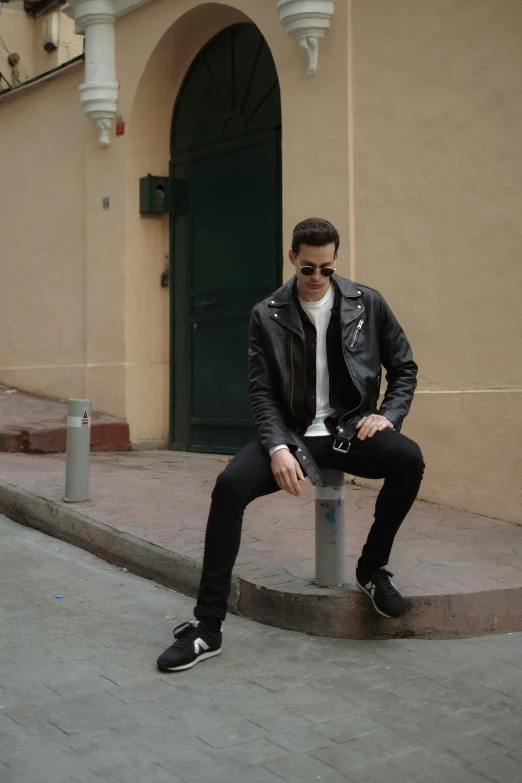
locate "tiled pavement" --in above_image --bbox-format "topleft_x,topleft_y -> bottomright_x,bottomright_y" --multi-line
0,449 -> 521,602
1,515 -> 522,783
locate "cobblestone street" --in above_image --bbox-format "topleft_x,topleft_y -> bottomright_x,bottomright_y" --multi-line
1,514 -> 521,783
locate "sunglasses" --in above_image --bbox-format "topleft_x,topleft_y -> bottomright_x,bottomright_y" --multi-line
297,260 -> 335,278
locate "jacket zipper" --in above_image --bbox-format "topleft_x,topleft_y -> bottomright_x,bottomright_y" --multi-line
336,311 -> 364,435
350,319 -> 364,349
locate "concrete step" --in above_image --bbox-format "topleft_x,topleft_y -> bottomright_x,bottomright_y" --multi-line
0,385 -> 130,453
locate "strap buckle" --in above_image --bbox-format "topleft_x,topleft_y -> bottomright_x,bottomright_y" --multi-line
333,438 -> 351,454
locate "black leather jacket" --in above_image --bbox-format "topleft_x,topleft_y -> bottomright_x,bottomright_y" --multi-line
248,274 -> 418,486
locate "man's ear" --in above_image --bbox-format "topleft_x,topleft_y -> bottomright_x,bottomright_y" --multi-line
289,250 -> 296,267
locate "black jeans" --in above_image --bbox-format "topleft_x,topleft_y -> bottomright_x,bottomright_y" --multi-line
195,430 -> 424,622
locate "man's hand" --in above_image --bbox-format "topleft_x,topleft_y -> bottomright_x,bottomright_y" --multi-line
271,449 -> 306,496
356,414 -> 394,441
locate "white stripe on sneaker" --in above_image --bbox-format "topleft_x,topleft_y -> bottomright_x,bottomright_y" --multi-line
193,638 -> 210,655
356,580 -> 394,619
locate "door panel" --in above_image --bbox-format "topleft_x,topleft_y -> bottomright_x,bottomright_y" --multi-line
189,133 -> 279,451
170,24 -> 281,453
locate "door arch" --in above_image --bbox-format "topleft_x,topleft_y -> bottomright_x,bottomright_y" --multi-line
170,23 -> 282,453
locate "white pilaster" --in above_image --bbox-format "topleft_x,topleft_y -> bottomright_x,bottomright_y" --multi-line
70,0 -> 118,147
277,0 -> 336,77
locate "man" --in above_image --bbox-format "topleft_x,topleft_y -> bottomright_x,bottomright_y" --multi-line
157,217 -> 424,672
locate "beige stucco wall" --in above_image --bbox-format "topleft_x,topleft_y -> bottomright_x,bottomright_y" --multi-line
352,0 -> 522,522
0,6 -> 83,86
0,66 -> 87,400
0,6 -> 36,85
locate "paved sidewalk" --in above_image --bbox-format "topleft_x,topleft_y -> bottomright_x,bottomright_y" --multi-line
1,515 -> 522,783
0,450 -> 521,639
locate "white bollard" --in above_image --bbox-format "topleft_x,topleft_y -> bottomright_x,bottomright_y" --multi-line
64,399 -> 91,502
315,468 -> 345,586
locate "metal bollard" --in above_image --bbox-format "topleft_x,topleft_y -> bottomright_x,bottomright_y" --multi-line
64,399 -> 91,502
315,468 -> 346,587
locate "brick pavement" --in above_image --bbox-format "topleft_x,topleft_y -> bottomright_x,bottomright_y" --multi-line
1,515 -> 522,783
0,449 -> 521,638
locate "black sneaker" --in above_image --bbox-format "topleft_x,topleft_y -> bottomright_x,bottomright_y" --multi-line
356,568 -> 411,619
157,620 -> 222,672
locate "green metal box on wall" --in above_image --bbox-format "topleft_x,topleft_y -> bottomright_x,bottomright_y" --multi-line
139,175 -> 170,214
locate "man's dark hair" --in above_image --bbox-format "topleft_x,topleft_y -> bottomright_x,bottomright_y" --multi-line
291,217 -> 340,256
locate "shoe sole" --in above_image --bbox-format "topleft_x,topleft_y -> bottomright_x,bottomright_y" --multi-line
157,648 -> 221,672
356,581 -> 409,619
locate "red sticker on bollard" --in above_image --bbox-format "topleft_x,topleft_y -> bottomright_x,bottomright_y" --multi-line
81,409 -> 91,429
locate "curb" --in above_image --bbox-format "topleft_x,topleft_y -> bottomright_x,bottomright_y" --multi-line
0,479 -> 239,613
1,479 -> 521,640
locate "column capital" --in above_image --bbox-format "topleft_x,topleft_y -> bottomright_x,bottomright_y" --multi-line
277,0 -> 336,77
69,0 -> 116,35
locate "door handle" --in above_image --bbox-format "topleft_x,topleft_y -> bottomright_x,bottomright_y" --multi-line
194,299 -> 219,309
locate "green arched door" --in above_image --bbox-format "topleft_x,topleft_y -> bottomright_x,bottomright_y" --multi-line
170,23 -> 282,453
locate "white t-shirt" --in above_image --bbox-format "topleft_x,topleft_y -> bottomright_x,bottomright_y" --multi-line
269,284 -> 335,457
299,285 -> 336,437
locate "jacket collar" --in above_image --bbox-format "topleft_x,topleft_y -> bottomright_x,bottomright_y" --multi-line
331,274 -> 364,301
268,274 -> 363,307
268,274 -> 364,337
267,277 -> 303,337
332,275 -> 365,325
